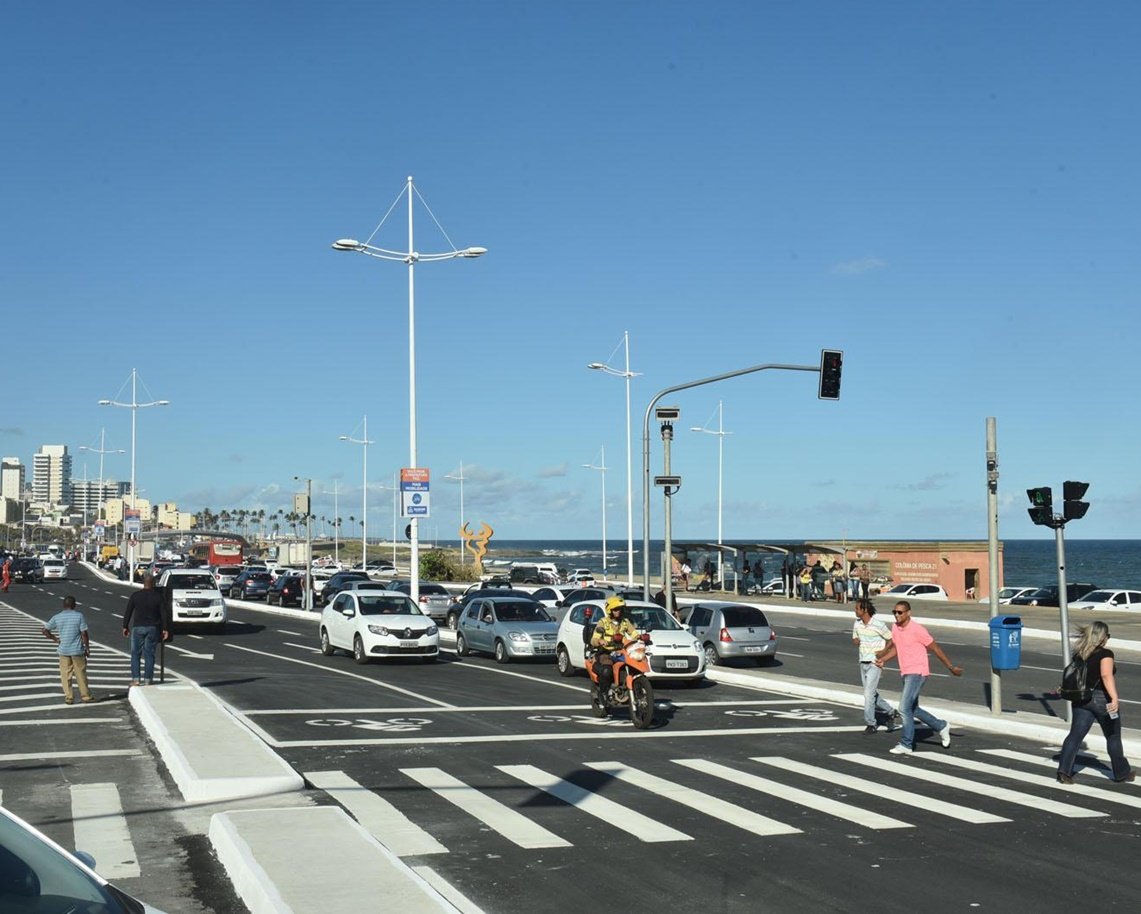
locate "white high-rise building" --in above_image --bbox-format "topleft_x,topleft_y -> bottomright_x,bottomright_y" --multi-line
1,457 -> 23,500
32,445 -> 72,508
71,479 -> 131,518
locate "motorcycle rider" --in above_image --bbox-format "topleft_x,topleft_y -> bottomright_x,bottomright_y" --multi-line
590,596 -> 639,694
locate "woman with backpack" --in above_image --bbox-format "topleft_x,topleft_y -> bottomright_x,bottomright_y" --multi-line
1057,621 -> 1134,784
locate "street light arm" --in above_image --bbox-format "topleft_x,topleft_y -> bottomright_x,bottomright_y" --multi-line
332,241 -> 486,263
588,362 -> 642,379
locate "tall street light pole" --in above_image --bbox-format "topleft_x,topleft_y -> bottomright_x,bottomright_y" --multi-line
376,473 -> 398,568
588,330 -> 640,584
333,176 -> 485,602
691,401 -> 731,587
79,427 -> 124,548
445,461 -> 466,565
99,369 -> 169,584
583,446 -> 608,574
339,415 -> 373,570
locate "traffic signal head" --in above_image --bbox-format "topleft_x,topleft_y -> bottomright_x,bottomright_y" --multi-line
1027,487 -> 1053,526
818,349 -> 843,400
1063,480 -> 1090,521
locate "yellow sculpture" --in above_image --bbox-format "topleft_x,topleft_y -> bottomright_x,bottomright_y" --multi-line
459,522 -> 494,574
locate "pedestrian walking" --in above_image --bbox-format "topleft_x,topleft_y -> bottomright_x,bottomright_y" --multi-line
122,574 -> 170,686
857,564 -> 872,600
874,600 -> 963,754
852,599 -> 899,733
1057,621 -> 1134,784
831,560 -> 846,603
848,561 -> 860,602
42,595 -> 94,704
1,556 -> 11,592
680,562 -> 692,592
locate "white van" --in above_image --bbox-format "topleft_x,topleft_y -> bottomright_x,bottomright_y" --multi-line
159,568 -> 228,628
510,562 -> 561,585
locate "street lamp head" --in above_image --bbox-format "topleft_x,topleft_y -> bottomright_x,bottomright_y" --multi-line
332,239 -> 362,251
587,363 -> 605,370
97,399 -> 111,406
156,400 -> 170,406
689,427 -> 704,432
338,436 -> 349,441
459,246 -> 487,258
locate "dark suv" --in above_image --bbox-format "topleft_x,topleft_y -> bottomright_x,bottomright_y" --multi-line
10,557 -> 43,583
320,570 -> 371,605
1009,583 -> 1098,607
229,570 -> 273,601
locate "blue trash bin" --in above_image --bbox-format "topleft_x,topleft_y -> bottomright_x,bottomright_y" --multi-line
989,615 -> 1022,670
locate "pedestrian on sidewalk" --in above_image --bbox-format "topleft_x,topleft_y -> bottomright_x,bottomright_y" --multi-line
42,595 -> 94,704
852,599 -> 899,733
831,560 -> 846,603
857,564 -> 872,600
875,600 -> 963,754
1057,622 -> 1134,784
1,556 -> 11,592
798,565 -> 813,602
122,574 -> 170,686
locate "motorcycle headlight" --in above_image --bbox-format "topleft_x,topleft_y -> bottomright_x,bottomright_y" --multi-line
507,631 -> 530,642
367,625 -> 390,636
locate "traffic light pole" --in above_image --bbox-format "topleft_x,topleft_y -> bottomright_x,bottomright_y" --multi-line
1055,523 -> 1072,724
986,418 -> 1001,716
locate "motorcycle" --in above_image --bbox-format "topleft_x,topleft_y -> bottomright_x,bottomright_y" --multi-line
585,634 -> 656,729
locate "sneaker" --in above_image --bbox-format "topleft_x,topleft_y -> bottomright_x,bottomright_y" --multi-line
939,724 -> 952,748
889,744 -> 913,755
63,697 -> 73,705
890,709 -> 903,728
863,725 -> 877,735
80,696 -> 96,703
1114,771 -> 1136,784
1056,772 -> 1075,785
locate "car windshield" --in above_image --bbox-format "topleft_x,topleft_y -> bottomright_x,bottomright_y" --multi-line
721,607 -> 770,628
171,575 -> 216,590
885,585 -> 912,594
358,595 -> 421,615
625,606 -> 682,631
998,588 -> 1023,599
249,573 -> 272,582
1079,591 -> 1113,603
422,584 -> 448,596
495,602 -> 549,622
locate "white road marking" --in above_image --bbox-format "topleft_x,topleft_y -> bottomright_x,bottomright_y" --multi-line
70,783 -> 140,879
676,758 -> 911,829
0,749 -> 140,763
0,692 -> 65,704
499,763 -> 691,843
751,756 -> 1009,824
401,767 -> 570,849
449,660 -> 592,693
979,749 -> 1115,779
411,866 -> 488,914
277,629 -> 303,636
780,652 -> 805,658
225,644 -> 457,708
0,717 -> 121,726
306,770 -> 447,856
271,724 -> 860,748
284,642 -> 320,653
780,636 -> 812,641
835,753 -> 1104,818
243,699 -> 806,716
585,761 -> 799,836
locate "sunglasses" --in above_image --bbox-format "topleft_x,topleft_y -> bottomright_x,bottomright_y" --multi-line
892,610 -> 909,616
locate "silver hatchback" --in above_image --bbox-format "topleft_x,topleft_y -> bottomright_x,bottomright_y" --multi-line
683,603 -> 778,666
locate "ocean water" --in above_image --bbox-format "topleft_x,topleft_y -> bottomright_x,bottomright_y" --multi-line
482,538 -> 1141,588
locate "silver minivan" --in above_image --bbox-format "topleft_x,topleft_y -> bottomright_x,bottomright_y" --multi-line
682,603 -> 778,667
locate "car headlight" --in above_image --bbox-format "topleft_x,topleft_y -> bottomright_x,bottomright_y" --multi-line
211,599 -> 223,607
507,631 -> 531,642
426,625 -> 438,636
368,625 -> 390,636
692,640 -> 701,651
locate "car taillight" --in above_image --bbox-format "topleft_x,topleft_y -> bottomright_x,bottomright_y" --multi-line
719,627 -> 733,643
769,629 -> 777,641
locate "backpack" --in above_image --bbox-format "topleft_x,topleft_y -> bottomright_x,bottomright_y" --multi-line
1060,654 -> 1093,703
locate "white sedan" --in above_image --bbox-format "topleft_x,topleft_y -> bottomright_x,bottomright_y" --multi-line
878,583 -> 949,601
555,599 -> 706,682
1069,589 -> 1141,612
979,586 -> 1037,605
320,591 -> 439,664
41,558 -> 69,581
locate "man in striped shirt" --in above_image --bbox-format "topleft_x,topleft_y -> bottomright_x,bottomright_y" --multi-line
42,595 -> 94,704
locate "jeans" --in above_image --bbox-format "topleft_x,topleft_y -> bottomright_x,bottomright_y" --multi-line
860,662 -> 895,726
848,579 -> 859,600
1058,692 -> 1132,780
799,582 -> 811,602
130,625 -> 160,682
897,673 -> 946,749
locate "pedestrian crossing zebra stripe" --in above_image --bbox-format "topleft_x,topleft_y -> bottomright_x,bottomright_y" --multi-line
835,753 -> 1105,818
400,766 -> 571,849
750,756 -> 1010,824
978,748 -> 1123,781
584,761 -> 801,837
70,783 -> 140,880
498,764 -> 692,843
306,770 -> 448,857
674,758 -> 912,830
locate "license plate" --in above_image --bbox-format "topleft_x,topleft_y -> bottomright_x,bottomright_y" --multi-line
744,646 -> 763,654
184,611 -> 205,617
399,640 -> 418,649
665,659 -> 689,669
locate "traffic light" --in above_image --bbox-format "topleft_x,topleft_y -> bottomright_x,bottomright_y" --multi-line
1027,487 -> 1053,526
818,349 -> 843,400
1063,481 -> 1090,521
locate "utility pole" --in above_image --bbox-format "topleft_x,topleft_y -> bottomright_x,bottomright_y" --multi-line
986,418 -> 1001,715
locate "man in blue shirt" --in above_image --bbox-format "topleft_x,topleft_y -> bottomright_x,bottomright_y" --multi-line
43,595 -> 94,704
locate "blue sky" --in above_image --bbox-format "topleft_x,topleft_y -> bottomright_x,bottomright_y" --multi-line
3,2 -> 1139,544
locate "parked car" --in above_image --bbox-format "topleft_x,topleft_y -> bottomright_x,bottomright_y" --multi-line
364,559 -> 397,578
318,570 -> 371,605
228,569 -> 273,601
682,603 -> 779,667
455,596 -> 558,663
979,586 -> 1038,604
509,564 -> 561,585
9,557 -> 43,583
385,580 -> 453,622
40,558 -> 69,581
1010,583 -> 1098,607
558,586 -> 620,610
159,568 -> 228,628
527,585 -> 572,611
320,590 -> 438,664
445,587 -> 523,630
311,569 -> 336,598
212,565 -> 243,591
0,804 -> 170,914
1069,589 -> 1141,612
878,583 -> 949,601
760,578 -> 786,595
556,599 -> 705,682
566,568 -> 596,585
266,572 -> 307,607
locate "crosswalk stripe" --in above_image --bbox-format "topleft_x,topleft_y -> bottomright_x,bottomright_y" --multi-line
70,783 -> 140,879
400,767 -> 571,849
0,750 -> 140,763
751,756 -> 1010,824
306,770 -> 448,856
675,759 -> 911,829
0,692 -> 65,704
978,749 -> 1127,783
918,753 -> 1141,811
584,761 -> 800,837
835,753 -> 1104,818
498,764 -> 691,843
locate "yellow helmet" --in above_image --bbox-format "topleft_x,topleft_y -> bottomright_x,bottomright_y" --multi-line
605,596 -> 626,614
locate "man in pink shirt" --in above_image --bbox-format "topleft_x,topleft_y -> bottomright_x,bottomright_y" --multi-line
875,600 -> 963,754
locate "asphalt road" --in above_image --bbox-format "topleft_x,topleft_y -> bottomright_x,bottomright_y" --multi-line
5,565 -> 1141,914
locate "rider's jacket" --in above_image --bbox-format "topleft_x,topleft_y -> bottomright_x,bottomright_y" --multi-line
591,616 -> 638,651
